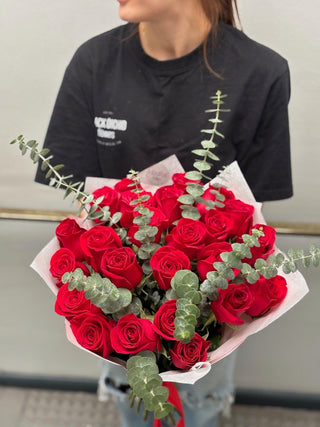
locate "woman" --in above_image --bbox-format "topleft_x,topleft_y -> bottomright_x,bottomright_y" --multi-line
36,1 -> 293,426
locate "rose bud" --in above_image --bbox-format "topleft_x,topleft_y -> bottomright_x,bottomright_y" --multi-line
150,246 -> 191,291
114,177 -> 142,193
55,217 -> 86,261
153,300 -> 177,341
110,313 -> 161,355
211,283 -> 253,325
197,242 -> 234,282
246,275 -> 287,317
80,226 -> 122,272
170,333 -> 210,370
100,246 -> 143,290
55,283 -> 101,320
171,172 -> 201,190
218,199 -> 254,238
91,186 -> 120,216
70,312 -> 116,358
165,218 -> 208,260
204,209 -> 236,244
152,184 -> 184,228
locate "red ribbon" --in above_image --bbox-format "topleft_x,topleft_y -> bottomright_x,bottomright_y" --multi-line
153,382 -> 185,427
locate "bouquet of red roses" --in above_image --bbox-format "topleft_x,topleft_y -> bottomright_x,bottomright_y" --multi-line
30,155 -> 311,423
12,92 -> 317,425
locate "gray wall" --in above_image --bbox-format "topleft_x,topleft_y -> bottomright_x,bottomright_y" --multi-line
1,1 -> 320,394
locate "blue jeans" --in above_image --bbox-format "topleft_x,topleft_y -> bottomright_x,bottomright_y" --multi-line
98,351 -> 237,427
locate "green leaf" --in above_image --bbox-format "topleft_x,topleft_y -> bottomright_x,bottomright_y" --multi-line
302,257 -> 311,268
45,169 -> 53,179
185,171 -> 202,180
178,194 -> 195,205
254,258 -> 268,270
53,164 -> 65,172
206,151 -> 220,161
181,207 -> 201,220
212,129 -> 225,139
154,403 -> 174,419
186,183 -> 204,197
40,148 -> 50,156
201,140 -> 217,149
139,194 -> 150,202
171,270 -> 199,289
200,280 -> 219,300
134,230 -> 147,242
193,160 -> 212,171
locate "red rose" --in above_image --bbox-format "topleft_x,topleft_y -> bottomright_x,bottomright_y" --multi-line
204,209 -> 236,243
100,246 -> 143,290
70,312 -> 116,358
55,218 -> 86,261
152,185 -> 184,227
171,172 -> 201,190
80,226 -> 122,272
197,185 -> 235,217
197,242 -> 233,282
119,189 -> 153,229
219,199 -> 254,238
55,283 -> 101,320
153,300 -> 177,341
165,218 -> 208,260
150,246 -> 191,291
170,333 -> 210,370
246,275 -> 287,317
237,224 -> 276,265
50,248 -> 90,287
110,313 -> 160,355
92,186 -> 120,217
50,248 -> 75,282
127,206 -> 166,246
211,283 -> 253,325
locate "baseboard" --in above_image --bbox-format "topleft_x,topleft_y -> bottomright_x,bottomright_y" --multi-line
0,372 -> 97,393
235,388 -> 320,410
1,372 -> 319,410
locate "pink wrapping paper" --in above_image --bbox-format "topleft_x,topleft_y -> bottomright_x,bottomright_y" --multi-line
31,156 -> 309,384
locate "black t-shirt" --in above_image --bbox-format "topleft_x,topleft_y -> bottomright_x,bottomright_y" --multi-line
35,23 -> 293,202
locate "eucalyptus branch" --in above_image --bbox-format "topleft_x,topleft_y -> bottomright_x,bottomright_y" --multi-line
128,170 -> 161,269
180,91 -> 229,220
62,268 -> 132,314
201,230 -> 320,298
166,270 -> 202,344
10,135 -> 121,224
126,351 -> 174,419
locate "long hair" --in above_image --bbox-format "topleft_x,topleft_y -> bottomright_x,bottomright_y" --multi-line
200,0 -> 240,76
200,0 -> 240,28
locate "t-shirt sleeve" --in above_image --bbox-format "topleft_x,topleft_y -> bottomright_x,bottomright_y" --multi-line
35,46 -> 102,186
237,65 -> 293,202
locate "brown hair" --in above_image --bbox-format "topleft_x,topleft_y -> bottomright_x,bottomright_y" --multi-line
200,0 -> 240,28
200,0 -> 241,76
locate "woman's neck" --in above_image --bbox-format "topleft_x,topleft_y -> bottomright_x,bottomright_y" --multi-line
138,7 -> 211,61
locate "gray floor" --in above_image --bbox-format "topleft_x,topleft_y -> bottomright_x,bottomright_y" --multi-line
1,387 -> 320,427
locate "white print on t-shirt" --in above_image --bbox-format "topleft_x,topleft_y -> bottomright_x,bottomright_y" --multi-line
94,116 -> 127,141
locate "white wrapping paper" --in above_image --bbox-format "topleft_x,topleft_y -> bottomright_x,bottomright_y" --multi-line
31,156 -> 309,384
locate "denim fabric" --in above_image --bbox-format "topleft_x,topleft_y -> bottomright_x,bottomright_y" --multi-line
98,351 -> 237,427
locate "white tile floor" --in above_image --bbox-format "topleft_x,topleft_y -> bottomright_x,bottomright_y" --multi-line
1,387 -> 320,427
